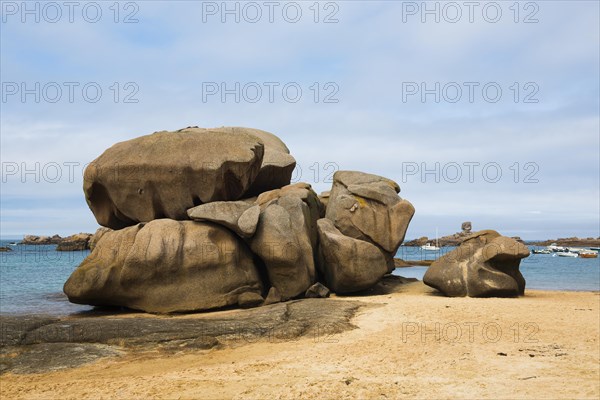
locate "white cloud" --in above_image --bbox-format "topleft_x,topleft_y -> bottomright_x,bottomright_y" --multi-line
1,1 -> 598,239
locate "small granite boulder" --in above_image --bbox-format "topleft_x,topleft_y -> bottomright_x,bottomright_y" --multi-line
187,201 -> 261,238
305,282 -> 331,298
64,219 -> 263,313
423,230 -> 530,297
461,221 -> 472,234
325,171 -> 415,271
317,218 -> 388,293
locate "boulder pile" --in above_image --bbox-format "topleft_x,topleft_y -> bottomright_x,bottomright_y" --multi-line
64,127 -> 415,313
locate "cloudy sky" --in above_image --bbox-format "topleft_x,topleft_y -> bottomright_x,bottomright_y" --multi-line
1,0 -> 599,239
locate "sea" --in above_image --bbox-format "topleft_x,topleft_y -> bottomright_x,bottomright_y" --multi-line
0,239 -> 599,316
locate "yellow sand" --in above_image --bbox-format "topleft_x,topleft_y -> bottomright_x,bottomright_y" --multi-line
2,282 -> 599,399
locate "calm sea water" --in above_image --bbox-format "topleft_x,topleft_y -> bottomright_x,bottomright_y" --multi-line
394,245 -> 600,292
0,240 -> 598,315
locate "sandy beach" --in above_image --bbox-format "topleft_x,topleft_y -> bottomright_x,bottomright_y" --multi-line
2,281 -> 598,400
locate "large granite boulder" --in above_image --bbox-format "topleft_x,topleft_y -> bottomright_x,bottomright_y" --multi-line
423,230 -> 530,297
64,219 -> 264,313
317,219 -> 388,293
84,128 -> 265,229
249,183 -> 323,300
325,171 -> 415,271
203,127 -> 296,197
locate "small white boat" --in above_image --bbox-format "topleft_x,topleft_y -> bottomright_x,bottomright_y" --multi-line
421,228 -> 440,251
554,252 -> 578,258
547,244 -> 567,252
532,249 -> 551,254
421,243 -> 440,251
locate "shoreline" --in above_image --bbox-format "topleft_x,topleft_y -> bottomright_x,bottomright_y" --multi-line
2,271 -> 600,318
2,281 -> 598,399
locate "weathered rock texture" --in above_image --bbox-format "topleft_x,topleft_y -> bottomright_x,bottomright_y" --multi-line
317,219 -> 388,293
65,127 -> 420,314
84,128 -> 266,229
204,127 -> 296,197
249,183 -> 323,300
64,219 -> 263,313
423,230 -> 530,297
325,171 -> 415,271
187,201 -> 260,239
0,299 -> 363,374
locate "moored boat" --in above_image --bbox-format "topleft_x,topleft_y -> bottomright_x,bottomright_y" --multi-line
532,249 -> 552,254
579,251 -> 598,259
421,243 -> 440,251
547,244 -> 567,252
554,252 -> 578,258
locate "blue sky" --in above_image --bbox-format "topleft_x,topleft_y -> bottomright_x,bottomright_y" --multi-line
1,0 -> 599,239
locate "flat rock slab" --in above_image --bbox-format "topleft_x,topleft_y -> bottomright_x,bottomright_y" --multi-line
0,298 -> 364,374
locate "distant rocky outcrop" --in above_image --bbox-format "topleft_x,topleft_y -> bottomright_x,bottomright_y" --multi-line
64,127 -> 416,313
20,234 -> 94,251
20,235 -> 63,245
404,222 -> 476,247
0,247 -> 12,252
530,237 -> 600,247
56,233 -> 93,251
423,230 -> 530,297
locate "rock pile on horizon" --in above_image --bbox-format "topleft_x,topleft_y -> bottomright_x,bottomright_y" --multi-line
64,127 -> 415,313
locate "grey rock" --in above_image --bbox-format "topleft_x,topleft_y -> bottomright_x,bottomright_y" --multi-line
193,127 -> 296,197
89,227 -> 112,251
64,219 -> 263,313
264,287 -> 283,305
187,201 -> 260,238
249,183 -> 322,300
325,171 -> 415,271
305,282 -> 331,298
0,299 -> 364,374
83,128 -> 265,229
237,292 -> 264,308
238,205 -> 261,237
462,221 -> 472,233
317,219 -> 388,293
423,230 -> 530,297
